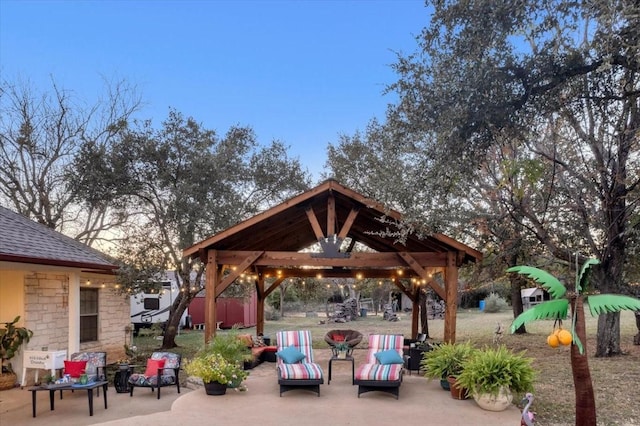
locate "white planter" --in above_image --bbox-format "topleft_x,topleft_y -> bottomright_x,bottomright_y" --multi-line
473,387 -> 513,412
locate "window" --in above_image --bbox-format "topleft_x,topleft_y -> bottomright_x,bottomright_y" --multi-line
80,288 -> 99,342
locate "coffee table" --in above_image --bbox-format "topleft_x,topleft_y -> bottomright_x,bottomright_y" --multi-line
28,380 -> 108,417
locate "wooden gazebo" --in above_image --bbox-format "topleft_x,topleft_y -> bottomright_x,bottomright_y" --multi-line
182,179 -> 482,343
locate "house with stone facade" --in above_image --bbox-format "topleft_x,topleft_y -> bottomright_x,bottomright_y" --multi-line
0,206 -> 130,385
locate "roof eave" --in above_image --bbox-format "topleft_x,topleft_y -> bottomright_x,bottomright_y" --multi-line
0,254 -> 118,273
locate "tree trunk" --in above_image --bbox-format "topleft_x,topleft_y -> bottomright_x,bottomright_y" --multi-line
570,296 -> 596,426
162,291 -> 193,349
594,247 -> 625,356
510,275 -> 526,334
279,285 -> 286,319
595,313 -> 621,356
419,289 -> 430,338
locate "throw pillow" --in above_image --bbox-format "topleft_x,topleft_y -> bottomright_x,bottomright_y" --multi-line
374,349 -> 404,365
252,335 -> 266,347
276,346 -> 306,364
333,334 -> 345,342
144,358 -> 166,377
238,334 -> 254,348
64,360 -> 87,378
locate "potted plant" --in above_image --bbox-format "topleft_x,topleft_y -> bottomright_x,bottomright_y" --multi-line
184,352 -> 248,395
420,341 -> 477,398
333,341 -> 350,358
456,345 -> 536,411
200,330 -> 253,366
0,316 -> 33,390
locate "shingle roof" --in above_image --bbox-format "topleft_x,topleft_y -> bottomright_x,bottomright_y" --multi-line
0,206 -> 117,272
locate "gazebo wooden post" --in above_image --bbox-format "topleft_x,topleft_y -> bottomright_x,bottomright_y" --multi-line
256,274 -> 265,336
205,249 -> 218,344
443,252 -> 458,343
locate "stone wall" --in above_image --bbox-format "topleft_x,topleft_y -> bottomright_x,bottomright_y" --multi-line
23,272 -> 130,364
24,272 -> 69,352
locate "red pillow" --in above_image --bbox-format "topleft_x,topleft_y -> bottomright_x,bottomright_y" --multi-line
144,358 -> 166,377
64,360 -> 87,378
333,334 -> 345,342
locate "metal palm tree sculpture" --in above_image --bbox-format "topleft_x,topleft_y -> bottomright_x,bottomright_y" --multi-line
509,259 -> 640,426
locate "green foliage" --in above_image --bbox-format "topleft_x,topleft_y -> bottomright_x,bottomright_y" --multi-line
482,292 -> 508,313
506,266 -> 567,299
578,259 -> 600,292
0,316 -> 33,372
334,342 -> 350,352
510,299 -> 569,333
421,341 -> 478,380
198,330 -> 252,366
184,352 -> 248,386
456,346 -> 536,397
586,295 -> 640,316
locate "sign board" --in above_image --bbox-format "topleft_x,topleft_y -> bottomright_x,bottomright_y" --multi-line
23,350 -> 67,370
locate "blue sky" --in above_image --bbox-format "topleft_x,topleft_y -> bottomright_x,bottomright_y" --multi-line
0,0 -> 430,179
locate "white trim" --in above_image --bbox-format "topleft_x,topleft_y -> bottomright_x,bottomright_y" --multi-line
68,272 -> 80,354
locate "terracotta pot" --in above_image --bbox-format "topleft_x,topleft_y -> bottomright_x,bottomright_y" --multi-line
473,387 -> 513,411
204,381 -> 227,395
446,376 -> 468,400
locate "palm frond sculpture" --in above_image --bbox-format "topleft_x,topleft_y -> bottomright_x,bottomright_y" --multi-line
508,258 -> 640,426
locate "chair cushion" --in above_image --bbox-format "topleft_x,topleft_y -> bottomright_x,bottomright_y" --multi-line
70,352 -> 106,376
374,349 -> 404,365
144,358 -> 166,377
278,362 -> 324,380
129,373 -> 177,387
150,352 -> 180,376
355,363 -> 403,381
276,330 -> 315,363
64,360 -> 87,378
276,346 -> 306,364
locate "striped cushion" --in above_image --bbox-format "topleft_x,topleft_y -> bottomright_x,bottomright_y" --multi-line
278,362 -> 324,380
276,330 -> 315,363
355,363 -> 403,381
365,334 -> 404,364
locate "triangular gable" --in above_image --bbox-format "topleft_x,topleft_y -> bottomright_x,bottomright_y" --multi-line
183,179 -> 481,263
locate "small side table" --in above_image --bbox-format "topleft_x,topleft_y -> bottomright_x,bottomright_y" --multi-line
113,365 -> 133,393
328,355 -> 354,385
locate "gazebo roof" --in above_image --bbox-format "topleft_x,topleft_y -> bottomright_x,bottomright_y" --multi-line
184,179 -> 481,264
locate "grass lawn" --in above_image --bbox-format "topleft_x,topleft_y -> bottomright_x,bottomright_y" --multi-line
134,308 -> 640,426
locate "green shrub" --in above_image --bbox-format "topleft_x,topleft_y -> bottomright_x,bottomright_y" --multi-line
456,345 -> 536,397
483,292 -> 508,313
199,329 -> 252,365
421,341 -> 478,380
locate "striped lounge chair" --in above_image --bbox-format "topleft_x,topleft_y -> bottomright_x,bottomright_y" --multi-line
353,334 -> 404,399
275,330 -> 324,397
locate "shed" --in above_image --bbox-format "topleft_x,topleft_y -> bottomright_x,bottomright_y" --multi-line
521,287 -> 550,310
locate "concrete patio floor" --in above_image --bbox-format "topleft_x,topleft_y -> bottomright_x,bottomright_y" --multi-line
0,349 -> 523,425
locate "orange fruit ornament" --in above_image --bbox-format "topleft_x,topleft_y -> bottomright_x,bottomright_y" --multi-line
547,334 -> 560,348
557,329 -> 573,346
